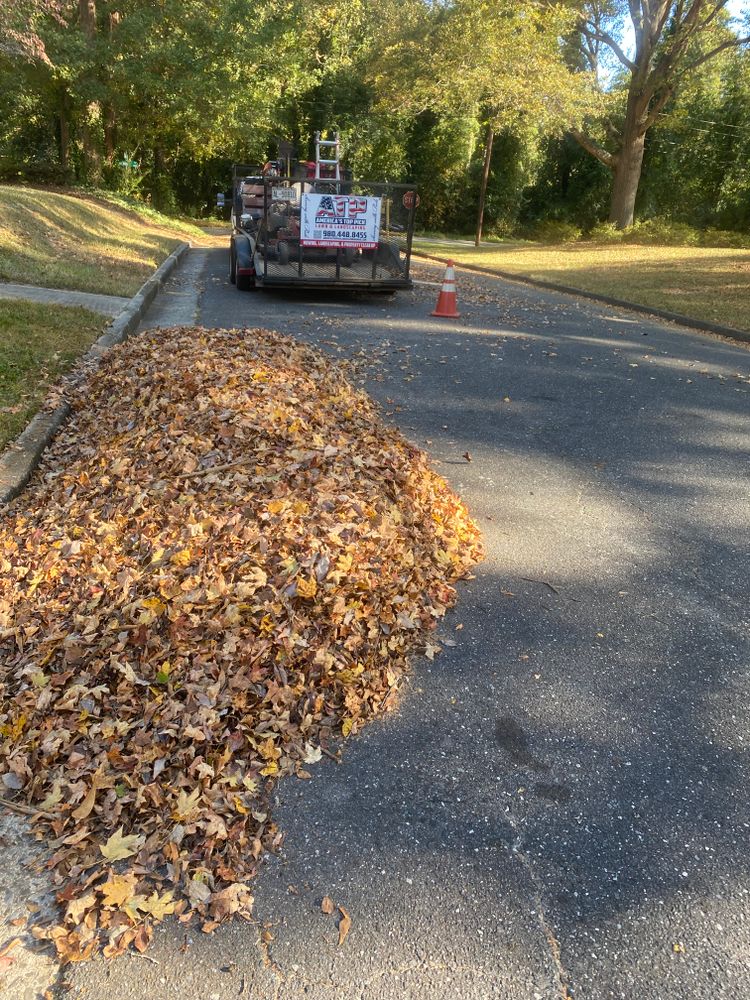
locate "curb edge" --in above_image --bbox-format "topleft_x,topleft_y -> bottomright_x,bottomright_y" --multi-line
0,241 -> 190,507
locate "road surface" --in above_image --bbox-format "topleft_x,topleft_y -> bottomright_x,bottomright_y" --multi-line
64,248 -> 750,1000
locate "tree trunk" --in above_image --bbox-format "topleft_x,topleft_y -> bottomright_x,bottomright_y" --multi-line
59,91 -> 70,171
103,104 -> 116,163
78,0 -> 100,182
475,124 -> 494,248
103,10 -> 120,165
608,132 -> 646,229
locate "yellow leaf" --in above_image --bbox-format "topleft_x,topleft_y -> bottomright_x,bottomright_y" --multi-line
260,761 -> 278,776
172,786 -> 201,821
296,576 -> 318,599
341,718 -> 353,737
170,548 -> 192,567
99,827 -> 144,862
232,795 -> 249,815
140,891 -> 176,921
266,499 -> 287,515
141,596 -> 166,615
99,873 -> 138,908
39,781 -> 63,811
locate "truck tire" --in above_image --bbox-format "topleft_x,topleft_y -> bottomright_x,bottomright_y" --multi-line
277,241 -> 290,266
236,272 -> 255,291
229,241 -> 237,284
343,248 -> 356,267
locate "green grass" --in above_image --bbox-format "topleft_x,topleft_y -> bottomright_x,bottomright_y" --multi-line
0,299 -> 105,448
0,185 -> 205,296
413,238 -> 750,332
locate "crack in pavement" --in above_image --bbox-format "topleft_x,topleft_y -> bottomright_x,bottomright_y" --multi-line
506,810 -> 572,1000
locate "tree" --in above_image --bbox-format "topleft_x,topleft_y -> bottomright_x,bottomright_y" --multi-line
0,0 -> 61,62
371,0 -> 596,241
570,0 -> 750,228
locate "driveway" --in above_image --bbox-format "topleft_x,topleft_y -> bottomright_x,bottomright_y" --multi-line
63,248 -> 750,1000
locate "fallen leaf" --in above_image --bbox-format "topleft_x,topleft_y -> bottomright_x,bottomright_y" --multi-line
99,874 -> 138,908
337,906 -> 352,945
99,828 -> 144,862
321,896 -> 335,915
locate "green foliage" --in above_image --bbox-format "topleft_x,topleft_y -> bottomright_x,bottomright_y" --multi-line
588,222 -> 625,243
525,219 -> 582,243
0,0 -> 748,240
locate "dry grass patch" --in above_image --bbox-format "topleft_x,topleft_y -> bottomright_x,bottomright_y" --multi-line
414,239 -> 750,332
0,186 -> 204,296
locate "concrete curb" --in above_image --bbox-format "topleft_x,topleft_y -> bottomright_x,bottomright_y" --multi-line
413,250 -> 750,347
0,241 -> 190,507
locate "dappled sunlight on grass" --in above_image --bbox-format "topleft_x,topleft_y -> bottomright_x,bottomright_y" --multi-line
0,186 -> 195,295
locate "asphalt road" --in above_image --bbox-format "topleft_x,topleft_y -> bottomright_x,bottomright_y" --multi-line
65,248 -> 750,1000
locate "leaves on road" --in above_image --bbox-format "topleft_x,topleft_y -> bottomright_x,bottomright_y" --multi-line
0,326 -> 482,961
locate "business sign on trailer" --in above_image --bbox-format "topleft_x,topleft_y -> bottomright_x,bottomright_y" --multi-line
300,194 -> 381,249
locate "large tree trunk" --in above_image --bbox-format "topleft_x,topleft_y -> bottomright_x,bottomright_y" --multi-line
608,87 -> 648,229
79,0 -> 100,183
608,133 -> 645,229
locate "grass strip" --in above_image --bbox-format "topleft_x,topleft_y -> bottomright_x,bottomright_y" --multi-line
0,299 -> 105,448
414,239 -> 750,333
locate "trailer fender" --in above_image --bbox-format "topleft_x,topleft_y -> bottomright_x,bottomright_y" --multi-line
233,233 -> 257,291
233,233 -> 255,272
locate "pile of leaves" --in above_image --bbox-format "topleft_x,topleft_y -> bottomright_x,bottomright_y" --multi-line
0,326 -> 482,962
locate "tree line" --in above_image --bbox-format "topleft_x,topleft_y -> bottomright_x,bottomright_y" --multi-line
1,0 -> 748,234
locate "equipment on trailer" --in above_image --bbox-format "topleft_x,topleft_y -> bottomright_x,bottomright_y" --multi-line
228,135 -> 418,292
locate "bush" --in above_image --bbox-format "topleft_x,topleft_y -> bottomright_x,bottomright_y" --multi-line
629,218 -> 700,246
588,222 -> 625,243
699,228 -> 750,249
0,158 -> 73,186
526,219 -> 582,243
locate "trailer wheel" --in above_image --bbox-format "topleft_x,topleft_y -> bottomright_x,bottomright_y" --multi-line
343,248 -> 356,268
229,241 -> 237,284
277,241 -> 290,266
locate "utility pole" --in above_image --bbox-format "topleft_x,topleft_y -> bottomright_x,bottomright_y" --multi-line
475,123 -> 494,248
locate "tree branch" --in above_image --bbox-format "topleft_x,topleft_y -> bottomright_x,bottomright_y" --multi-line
642,87 -> 674,130
569,128 -> 617,169
581,22 -> 637,71
678,33 -> 750,75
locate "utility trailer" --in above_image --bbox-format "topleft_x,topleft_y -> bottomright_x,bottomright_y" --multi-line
228,144 -> 418,293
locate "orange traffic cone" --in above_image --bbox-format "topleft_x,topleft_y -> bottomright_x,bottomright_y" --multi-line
431,260 -> 460,318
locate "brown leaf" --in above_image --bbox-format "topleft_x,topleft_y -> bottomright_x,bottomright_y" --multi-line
337,906 -> 352,946
320,896 -> 335,915
133,923 -> 152,953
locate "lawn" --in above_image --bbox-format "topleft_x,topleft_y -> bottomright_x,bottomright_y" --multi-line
413,238 -> 750,333
0,299 -> 105,448
0,186 -> 206,296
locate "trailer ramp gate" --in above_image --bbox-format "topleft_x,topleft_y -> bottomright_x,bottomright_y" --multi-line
252,179 -> 417,290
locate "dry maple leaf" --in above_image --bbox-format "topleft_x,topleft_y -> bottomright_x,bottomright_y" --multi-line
99,828 -> 144,862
